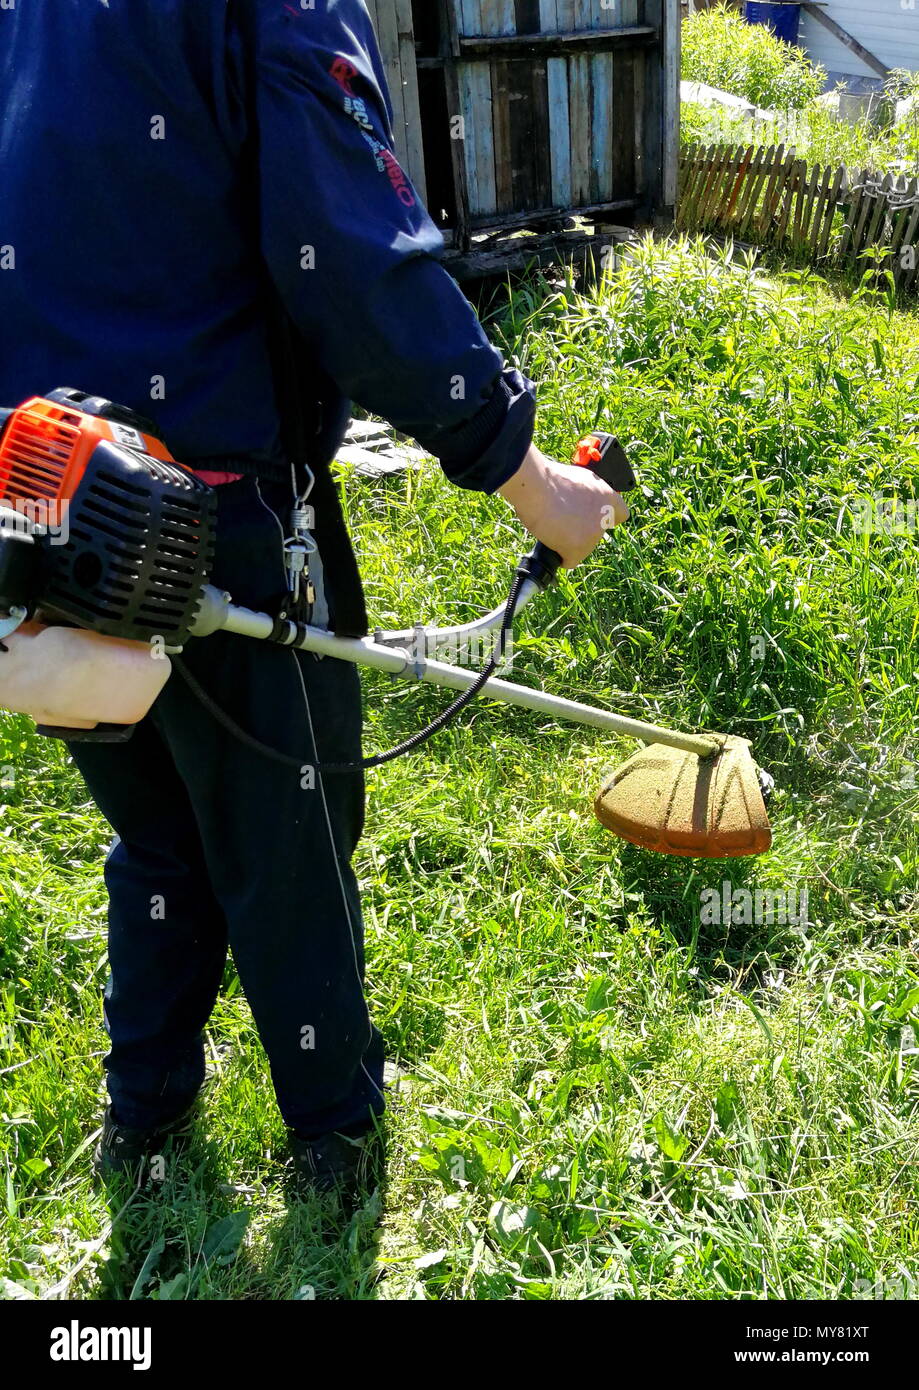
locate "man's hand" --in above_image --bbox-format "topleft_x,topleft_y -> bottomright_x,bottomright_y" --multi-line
498,444 -> 629,569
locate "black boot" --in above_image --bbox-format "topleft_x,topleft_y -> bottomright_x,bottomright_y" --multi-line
94,1105 -> 195,1179
288,1127 -> 380,1200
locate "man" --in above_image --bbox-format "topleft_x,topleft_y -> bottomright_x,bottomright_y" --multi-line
0,0 -> 626,1194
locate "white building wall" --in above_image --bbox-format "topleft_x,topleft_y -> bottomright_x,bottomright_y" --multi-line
800,0 -> 919,80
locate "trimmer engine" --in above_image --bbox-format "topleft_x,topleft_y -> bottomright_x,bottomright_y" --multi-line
0,389 -> 216,643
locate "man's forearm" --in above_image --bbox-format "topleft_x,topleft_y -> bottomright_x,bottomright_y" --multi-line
498,444 -> 630,568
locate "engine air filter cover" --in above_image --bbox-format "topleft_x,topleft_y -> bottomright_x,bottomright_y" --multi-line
42,438 -> 216,645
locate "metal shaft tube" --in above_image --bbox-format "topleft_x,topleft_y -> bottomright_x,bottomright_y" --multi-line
200,589 -> 721,758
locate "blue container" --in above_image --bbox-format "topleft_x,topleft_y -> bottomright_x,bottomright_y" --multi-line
743,2 -> 801,46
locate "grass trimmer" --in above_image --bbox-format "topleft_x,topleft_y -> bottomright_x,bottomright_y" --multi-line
0,389 -> 772,858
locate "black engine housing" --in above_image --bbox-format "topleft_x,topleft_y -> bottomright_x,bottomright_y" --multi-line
12,438 -> 217,645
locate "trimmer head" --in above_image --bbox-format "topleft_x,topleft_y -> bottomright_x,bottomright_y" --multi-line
595,736 -> 772,858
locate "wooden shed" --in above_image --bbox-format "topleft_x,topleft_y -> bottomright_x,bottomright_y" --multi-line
364,1 -> 681,276
800,1 -> 918,88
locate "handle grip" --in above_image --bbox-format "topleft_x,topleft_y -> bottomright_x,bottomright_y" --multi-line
36,722 -> 137,744
519,433 -> 637,591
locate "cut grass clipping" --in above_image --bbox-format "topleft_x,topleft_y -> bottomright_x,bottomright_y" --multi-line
2,238 -> 918,1300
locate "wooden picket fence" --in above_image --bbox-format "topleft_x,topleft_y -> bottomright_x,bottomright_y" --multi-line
677,142 -> 919,294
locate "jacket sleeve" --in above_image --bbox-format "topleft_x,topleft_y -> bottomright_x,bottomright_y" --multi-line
250,0 -> 535,493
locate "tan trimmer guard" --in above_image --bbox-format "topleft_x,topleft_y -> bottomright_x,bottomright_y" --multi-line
594,735 -> 773,859
0,623 -> 170,729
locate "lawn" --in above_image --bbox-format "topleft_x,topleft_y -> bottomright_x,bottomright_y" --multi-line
2,238 -> 918,1300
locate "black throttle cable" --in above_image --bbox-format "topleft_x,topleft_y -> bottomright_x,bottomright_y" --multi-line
171,570 -> 526,775
168,433 -> 637,773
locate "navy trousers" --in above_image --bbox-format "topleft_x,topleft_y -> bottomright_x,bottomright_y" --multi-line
72,476 -> 385,1138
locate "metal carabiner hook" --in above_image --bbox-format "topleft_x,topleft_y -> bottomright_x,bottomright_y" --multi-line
283,465 -> 318,615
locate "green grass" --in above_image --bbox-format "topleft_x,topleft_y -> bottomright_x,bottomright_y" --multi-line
2,238 -> 919,1300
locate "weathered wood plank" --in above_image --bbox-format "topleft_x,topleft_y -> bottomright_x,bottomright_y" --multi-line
496,0 -> 518,34
538,0 -> 559,32
458,24 -> 656,54
662,0 -> 680,209
443,224 -> 622,279
689,146 -> 714,231
761,143 -> 789,239
724,145 -> 749,230
806,164 -> 832,255
678,142 -> 702,227
734,144 -> 765,235
492,58 -> 515,213
684,142 -> 712,229
568,52 -> 593,205
816,166 -> 844,259
805,163 -> 823,245
483,0 -> 517,212
694,145 -> 720,230
793,161 -> 818,248
458,0 -> 483,38
675,143 -> 694,228
688,143 -> 712,230
851,172 -> 878,258
547,55 -> 573,206
685,142 -> 714,230
704,142 -> 733,229
890,179 -> 919,286
839,169 -> 869,260
530,56 -> 554,208
575,0 -> 598,31
507,60 -> 536,209
591,50 -> 614,203
395,0 -> 427,203
723,145 -> 754,229
442,0 -> 471,249
863,172 -> 893,263
776,158 -> 805,245
739,144 -> 773,237
893,194 -> 919,290
467,196 -> 636,233
700,144 -> 732,228
638,0 -> 664,216
693,143 -> 726,230
632,20 -> 645,200
460,62 -> 498,215
611,49 -> 636,202
369,0 -> 407,158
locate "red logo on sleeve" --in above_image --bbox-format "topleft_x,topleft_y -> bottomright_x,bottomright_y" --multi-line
380,148 -> 416,207
329,56 -> 416,210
